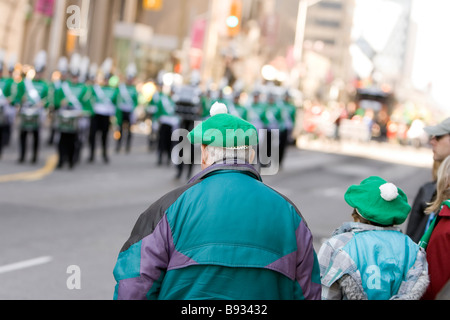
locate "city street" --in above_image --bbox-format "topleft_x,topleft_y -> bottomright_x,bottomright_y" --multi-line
0,130 -> 433,300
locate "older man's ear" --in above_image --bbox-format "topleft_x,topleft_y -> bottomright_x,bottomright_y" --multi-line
201,144 -> 210,170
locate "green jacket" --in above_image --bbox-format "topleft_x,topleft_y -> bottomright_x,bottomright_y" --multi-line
87,84 -> 117,116
21,78 -> 49,108
113,163 -> 321,300
252,101 -> 282,129
9,79 -> 25,106
49,80 -> 65,110
115,84 -> 138,125
60,81 -> 91,111
148,91 -> 175,121
0,77 -> 13,100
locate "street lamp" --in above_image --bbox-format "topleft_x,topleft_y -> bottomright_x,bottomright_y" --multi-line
292,0 -> 322,88
293,0 -> 323,64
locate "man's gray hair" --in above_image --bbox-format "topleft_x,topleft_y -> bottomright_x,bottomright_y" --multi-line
205,145 -> 255,164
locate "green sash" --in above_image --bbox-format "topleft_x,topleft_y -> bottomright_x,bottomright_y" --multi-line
419,200 -> 450,249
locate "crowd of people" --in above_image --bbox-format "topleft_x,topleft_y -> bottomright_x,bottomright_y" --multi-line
113,93 -> 450,300
0,51 -> 298,177
1,51 -> 449,300
0,50 -> 139,168
147,72 -> 298,179
114,84 -> 450,300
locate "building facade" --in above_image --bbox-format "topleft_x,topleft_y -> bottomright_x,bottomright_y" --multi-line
1,0 -> 356,96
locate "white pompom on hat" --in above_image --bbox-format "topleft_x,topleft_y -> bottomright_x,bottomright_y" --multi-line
344,176 -> 411,226
210,102 -> 228,117
379,183 -> 399,201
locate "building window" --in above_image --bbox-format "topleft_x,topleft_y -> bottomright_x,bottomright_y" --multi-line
317,38 -> 336,46
318,1 -> 343,10
314,19 -> 341,28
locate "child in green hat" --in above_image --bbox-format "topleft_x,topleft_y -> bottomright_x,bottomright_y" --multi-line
318,176 -> 429,300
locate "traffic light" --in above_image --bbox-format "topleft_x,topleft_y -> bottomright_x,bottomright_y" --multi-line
227,0 -> 242,37
143,0 -> 163,11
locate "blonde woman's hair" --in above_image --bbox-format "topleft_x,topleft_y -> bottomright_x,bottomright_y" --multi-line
425,155 -> 450,214
432,159 -> 442,181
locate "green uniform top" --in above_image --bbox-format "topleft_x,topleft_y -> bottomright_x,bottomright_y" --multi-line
265,102 -> 283,129
0,77 -> 13,124
251,100 -> 283,129
0,77 -> 14,100
21,78 -> 49,108
147,90 -> 162,118
279,100 -> 297,130
200,94 -> 212,118
251,101 -> 269,126
233,102 -> 248,121
148,91 -> 176,121
9,79 -> 25,106
86,84 -> 118,116
17,78 -> 49,130
49,80 -> 65,110
59,80 -> 91,113
115,84 -> 138,125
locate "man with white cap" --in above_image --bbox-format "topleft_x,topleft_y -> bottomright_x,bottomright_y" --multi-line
406,117 -> 450,243
113,102 -> 321,300
425,117 -> 450,163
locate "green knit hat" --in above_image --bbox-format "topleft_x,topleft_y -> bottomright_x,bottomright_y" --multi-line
344,176 -> 411,226
188,102 -> 259,148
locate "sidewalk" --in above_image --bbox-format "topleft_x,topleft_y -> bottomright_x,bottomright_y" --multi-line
297,136 -> 433,169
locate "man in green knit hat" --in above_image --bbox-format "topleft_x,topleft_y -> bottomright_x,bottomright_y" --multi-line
188,102 -> 259,159
113,101 -> 321,300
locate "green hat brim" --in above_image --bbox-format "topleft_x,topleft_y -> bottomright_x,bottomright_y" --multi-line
188,114 -> 259,148
344,176 -> 411,226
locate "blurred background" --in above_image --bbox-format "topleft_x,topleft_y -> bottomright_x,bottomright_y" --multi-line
0,0 -> 448,139
0,0 -> 449,300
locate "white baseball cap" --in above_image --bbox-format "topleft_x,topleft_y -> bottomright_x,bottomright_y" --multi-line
424,117 -> 450,136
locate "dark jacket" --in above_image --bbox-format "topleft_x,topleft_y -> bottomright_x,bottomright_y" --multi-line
406,181 -> 436,243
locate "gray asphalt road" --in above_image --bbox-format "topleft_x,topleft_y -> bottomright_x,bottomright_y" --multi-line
0,132 -> 432,300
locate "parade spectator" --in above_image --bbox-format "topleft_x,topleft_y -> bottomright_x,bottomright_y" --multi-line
420,155 -> 450,300
406,117 -> 450,242
318,176 -> 429,300
113,102 -> 321,300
